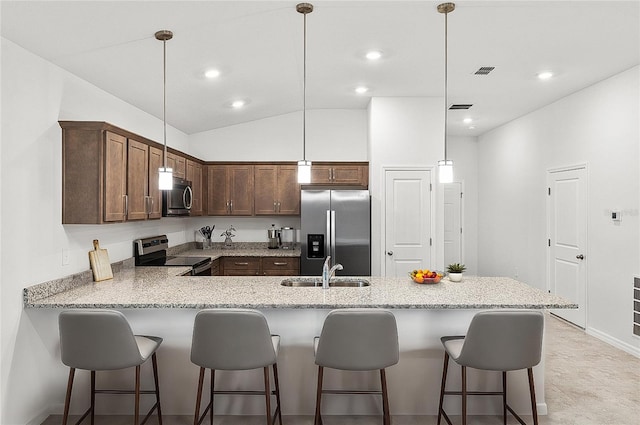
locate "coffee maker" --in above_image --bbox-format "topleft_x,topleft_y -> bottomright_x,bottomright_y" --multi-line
267,224 -> 281,249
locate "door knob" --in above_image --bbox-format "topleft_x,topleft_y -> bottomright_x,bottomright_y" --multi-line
387,251 -> 393,256
576,254 -> 584,260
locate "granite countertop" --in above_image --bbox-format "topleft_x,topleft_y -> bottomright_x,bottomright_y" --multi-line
24,265 -> 576,310
168,241 -> 301,260
178,247 -> 301,260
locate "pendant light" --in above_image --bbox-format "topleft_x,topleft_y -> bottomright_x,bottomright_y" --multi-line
297,3 -> 313,184
156,30 -> 173,190
437,3 -> 455,184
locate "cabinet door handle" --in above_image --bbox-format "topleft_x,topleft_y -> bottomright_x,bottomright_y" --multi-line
230,200 -> 233,212
328,168 -> 332,181
273,262 -> 288,266
234,262 -> 249,266
124,194 -> 128,218
277,201 -> 281,213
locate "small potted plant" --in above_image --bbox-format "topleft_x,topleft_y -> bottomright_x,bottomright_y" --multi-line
446,263 -> 466,282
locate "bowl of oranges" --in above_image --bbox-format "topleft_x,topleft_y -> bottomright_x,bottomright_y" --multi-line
409,269 -> 443,284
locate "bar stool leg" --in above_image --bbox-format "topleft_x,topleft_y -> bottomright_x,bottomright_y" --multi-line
273,363 -> 283,425
461,366 -> 467,425
528,368 -> 539,425
134,365 -> 141,425
152,353 -> 163,425
90,371 -> 96,425
62,368 -> 75,425
210,369 -> 215,425
314,366 -> 324,425
194,367 -> 205,425
502,371 -> 507,425
380,369 -> 391,425
263,366 -> 273,425
437,353 -> 449,425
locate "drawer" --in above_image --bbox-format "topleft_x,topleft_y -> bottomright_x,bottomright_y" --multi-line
261,257 -> 300,276
222,259 -> 260,275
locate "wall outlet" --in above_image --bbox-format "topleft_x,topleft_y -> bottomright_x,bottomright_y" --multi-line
62,248 -> 70,266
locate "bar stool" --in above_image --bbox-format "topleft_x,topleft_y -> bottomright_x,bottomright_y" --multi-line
58,309 -> 163,425
437,310 -> 544,425
190,308 -> 282,425
313,309 -> 399,425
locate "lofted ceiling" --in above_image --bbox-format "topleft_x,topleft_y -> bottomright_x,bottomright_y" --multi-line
2,1 -> 639,136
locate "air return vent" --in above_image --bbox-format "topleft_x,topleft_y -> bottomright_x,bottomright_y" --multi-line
449,104 -> 473,110
474,66 -> 495,75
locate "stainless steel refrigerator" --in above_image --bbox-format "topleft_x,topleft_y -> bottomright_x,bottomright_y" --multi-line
301,189 -> 371,276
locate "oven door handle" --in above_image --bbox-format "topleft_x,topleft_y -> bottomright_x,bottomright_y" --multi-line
192,260 -> 212,275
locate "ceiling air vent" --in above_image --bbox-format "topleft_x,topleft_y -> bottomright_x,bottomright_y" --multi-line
449,104 -> 473,110
474,66 -> 495,75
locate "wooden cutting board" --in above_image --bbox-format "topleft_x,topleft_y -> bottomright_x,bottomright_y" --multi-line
88,239 -> 113,281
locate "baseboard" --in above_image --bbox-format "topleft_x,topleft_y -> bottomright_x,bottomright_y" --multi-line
537,402 -> 548,415
586,327 -> 640,358
26,407 -> 51,425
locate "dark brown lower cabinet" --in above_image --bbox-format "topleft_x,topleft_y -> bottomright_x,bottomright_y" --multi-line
221,256 -> 300,276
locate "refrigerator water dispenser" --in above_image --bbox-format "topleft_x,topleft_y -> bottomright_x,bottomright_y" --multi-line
307,234 -> 324,258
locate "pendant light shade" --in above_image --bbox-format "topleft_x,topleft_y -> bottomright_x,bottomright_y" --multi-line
437,159 -> 453,183
297,160 -> 312,184
297,3 -> 313,184
437,3 -> 455,184
156,29 -> 174,190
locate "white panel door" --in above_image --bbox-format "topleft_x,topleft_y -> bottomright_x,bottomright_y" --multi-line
548,167 -> 587,328
444,182 -> 462,266
384,170 -> 432,277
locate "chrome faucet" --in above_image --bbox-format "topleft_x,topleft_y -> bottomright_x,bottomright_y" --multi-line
322,256 -> 343,289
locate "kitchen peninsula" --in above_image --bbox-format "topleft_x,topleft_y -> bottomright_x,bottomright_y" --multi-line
24,264 -> 574,418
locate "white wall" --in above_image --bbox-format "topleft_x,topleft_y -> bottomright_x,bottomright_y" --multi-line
368,97 -> 444,276
0,38 -> 191,425
477,66 -> 640,355
448,135 -> 479,275
189,109 -> 368,161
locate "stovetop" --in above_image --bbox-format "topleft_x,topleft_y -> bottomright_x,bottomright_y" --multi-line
134,235 -> 210,268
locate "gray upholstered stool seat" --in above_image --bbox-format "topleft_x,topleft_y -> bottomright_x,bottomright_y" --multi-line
437,310 -> 544,425
313,309 -> 399,425
190,308 -> 282,425
58,309 -> 163,425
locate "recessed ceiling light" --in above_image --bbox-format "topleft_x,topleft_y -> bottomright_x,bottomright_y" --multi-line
537,71 -> 554,80
463,118 -> 473,124
365,50 -> 382,60
231,100 -> 246,109
355,86 -> 369,94
204,69 -> 221,79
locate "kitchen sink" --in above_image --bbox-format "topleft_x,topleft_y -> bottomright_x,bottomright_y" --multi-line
280,278 -> 370,288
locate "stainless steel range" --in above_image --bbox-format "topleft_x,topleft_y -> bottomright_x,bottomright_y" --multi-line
134,235 -> 212,276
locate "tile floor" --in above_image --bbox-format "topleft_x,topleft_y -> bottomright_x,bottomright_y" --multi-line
42,314 -> 640,425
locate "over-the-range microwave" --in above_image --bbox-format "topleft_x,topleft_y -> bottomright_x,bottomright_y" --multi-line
162,177 -> 192,217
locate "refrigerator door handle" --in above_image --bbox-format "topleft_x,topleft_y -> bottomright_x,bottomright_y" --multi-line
331,210 -> 336,261
326,210 -> 331,261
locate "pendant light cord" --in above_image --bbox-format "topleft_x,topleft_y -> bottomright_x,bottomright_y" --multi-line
443,9 -> 449,161
302,10 -> 307,162
163,38 -> 168,169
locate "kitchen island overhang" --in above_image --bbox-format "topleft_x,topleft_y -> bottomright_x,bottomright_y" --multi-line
24,268 -> 575,417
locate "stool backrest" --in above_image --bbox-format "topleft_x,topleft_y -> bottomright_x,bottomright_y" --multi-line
191,309 -> 277,370
315,309 -> 399,371
457,310 -> 544,371
59,310 -> 144,370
